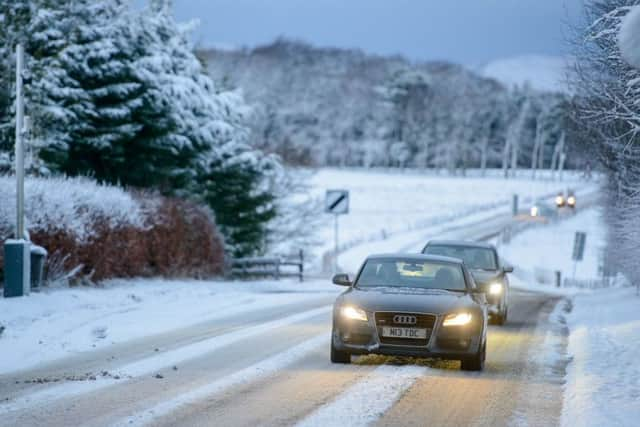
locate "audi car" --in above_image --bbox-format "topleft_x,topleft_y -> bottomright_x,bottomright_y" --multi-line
330,254 -> 488,371
422,240 -> 513,325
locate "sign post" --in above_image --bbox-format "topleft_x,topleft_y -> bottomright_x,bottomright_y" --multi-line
571,231 -> 587,280
325,190 -> 349,274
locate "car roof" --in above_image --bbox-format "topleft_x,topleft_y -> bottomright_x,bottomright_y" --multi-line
424,240 -> 496,250
365,253 -> 464,265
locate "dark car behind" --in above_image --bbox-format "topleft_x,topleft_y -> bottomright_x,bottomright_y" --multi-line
422,241 -> 512,325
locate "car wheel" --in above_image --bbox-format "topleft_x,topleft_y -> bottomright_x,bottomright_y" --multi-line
461,342 -> 485,371
330,335 -> 351,364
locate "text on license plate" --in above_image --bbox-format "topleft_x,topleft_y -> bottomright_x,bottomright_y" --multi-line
381,327 -> 428,339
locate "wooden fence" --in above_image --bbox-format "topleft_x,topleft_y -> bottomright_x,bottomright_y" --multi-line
229,250 -> 304,282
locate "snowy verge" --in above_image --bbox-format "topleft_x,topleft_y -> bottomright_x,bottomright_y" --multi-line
561,288 -> 640,427
498,208 -> 606,293
0,278 -> 338,375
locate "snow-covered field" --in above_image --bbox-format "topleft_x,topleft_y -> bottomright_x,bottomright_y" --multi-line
307,168 -> 589,270
0,278 -> 338,375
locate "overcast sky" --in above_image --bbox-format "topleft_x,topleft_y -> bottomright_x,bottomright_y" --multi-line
167,0 -> 583,65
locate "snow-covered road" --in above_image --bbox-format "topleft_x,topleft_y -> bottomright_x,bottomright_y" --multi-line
0,288 -> 562,427
0,197 -> 583,427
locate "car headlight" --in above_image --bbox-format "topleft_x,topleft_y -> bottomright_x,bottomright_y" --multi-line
567,196 -> 576,206
341,306 -> 368,322
489,283 -> 503,295
555,196 -> 564,206
443,312 -> 473,327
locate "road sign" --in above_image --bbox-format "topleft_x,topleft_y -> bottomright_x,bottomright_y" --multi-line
572,231 -> 587,262
325,190 -> 349,215
325,190 -> 349,274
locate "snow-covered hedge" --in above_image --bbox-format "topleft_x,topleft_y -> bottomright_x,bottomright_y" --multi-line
0,176 -> 225,282
0,176 -> 146,241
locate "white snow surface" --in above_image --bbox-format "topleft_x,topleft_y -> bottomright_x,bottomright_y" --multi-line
562,288 -> 640,427
0,305 -> 331,416
0,278 -> 338,375
120,334 -> 328,427
296,364 -> 427,427
619,5 -> 640,69
481,55 -> 571,93
499,208 -> 606,291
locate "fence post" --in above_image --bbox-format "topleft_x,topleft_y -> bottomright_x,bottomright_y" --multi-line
555,270 -> 562,288
275,258 -> 280,280
299,249 -> 304,282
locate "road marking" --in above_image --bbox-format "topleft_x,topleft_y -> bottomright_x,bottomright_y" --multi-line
296,364 -> 427,427
0,305 -> 331,416
115,334 -> 328,427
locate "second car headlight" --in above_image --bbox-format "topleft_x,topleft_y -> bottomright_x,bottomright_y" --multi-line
489,283 -> 503,295
341,306 -> 368,322
443,312 -> 472,326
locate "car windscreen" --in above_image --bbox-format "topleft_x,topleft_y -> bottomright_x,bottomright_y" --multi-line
423,245 -> 498,271
355,259 -> 466,291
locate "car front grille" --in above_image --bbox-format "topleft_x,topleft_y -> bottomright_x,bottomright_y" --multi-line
374,312 -> 436,346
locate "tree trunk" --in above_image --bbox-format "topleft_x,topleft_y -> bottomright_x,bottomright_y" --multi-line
480,137 -> 488,177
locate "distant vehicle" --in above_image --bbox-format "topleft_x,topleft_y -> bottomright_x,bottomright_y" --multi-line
330,254 -> 488,371
567,190 -> 576,209
422,241 -> 512,325
528,201 -> 556,222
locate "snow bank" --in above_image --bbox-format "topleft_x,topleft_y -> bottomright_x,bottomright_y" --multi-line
0,175 -> 145,241
562,288 -> 640,427
0,278 -> 337,375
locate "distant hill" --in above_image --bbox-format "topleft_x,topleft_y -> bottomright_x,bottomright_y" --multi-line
481,55 -> 571,93
199,39 -> 577,170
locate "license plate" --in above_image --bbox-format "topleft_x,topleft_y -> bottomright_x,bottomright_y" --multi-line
381,326 -> 428,339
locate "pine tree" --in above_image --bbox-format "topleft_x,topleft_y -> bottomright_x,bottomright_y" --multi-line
2,0 -> 279,257
0,0 -> 32,171
199,147 -> 277,257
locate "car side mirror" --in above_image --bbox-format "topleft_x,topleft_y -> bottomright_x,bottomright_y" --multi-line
503,265 -> 514,273
332,273 -> 352,287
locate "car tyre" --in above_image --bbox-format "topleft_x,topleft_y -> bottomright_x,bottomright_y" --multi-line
331,342 -> 351,364
494,309 -> 507,326
330,332 -> 351,364
461,342 -> 485,371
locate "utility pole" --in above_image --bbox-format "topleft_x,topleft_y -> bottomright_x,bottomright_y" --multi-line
15,43 -> 25,240
3,43 -> 31,298
333,214 -> 339,274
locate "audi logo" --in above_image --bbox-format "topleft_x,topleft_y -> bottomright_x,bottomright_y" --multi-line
393,315 -> 417,325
